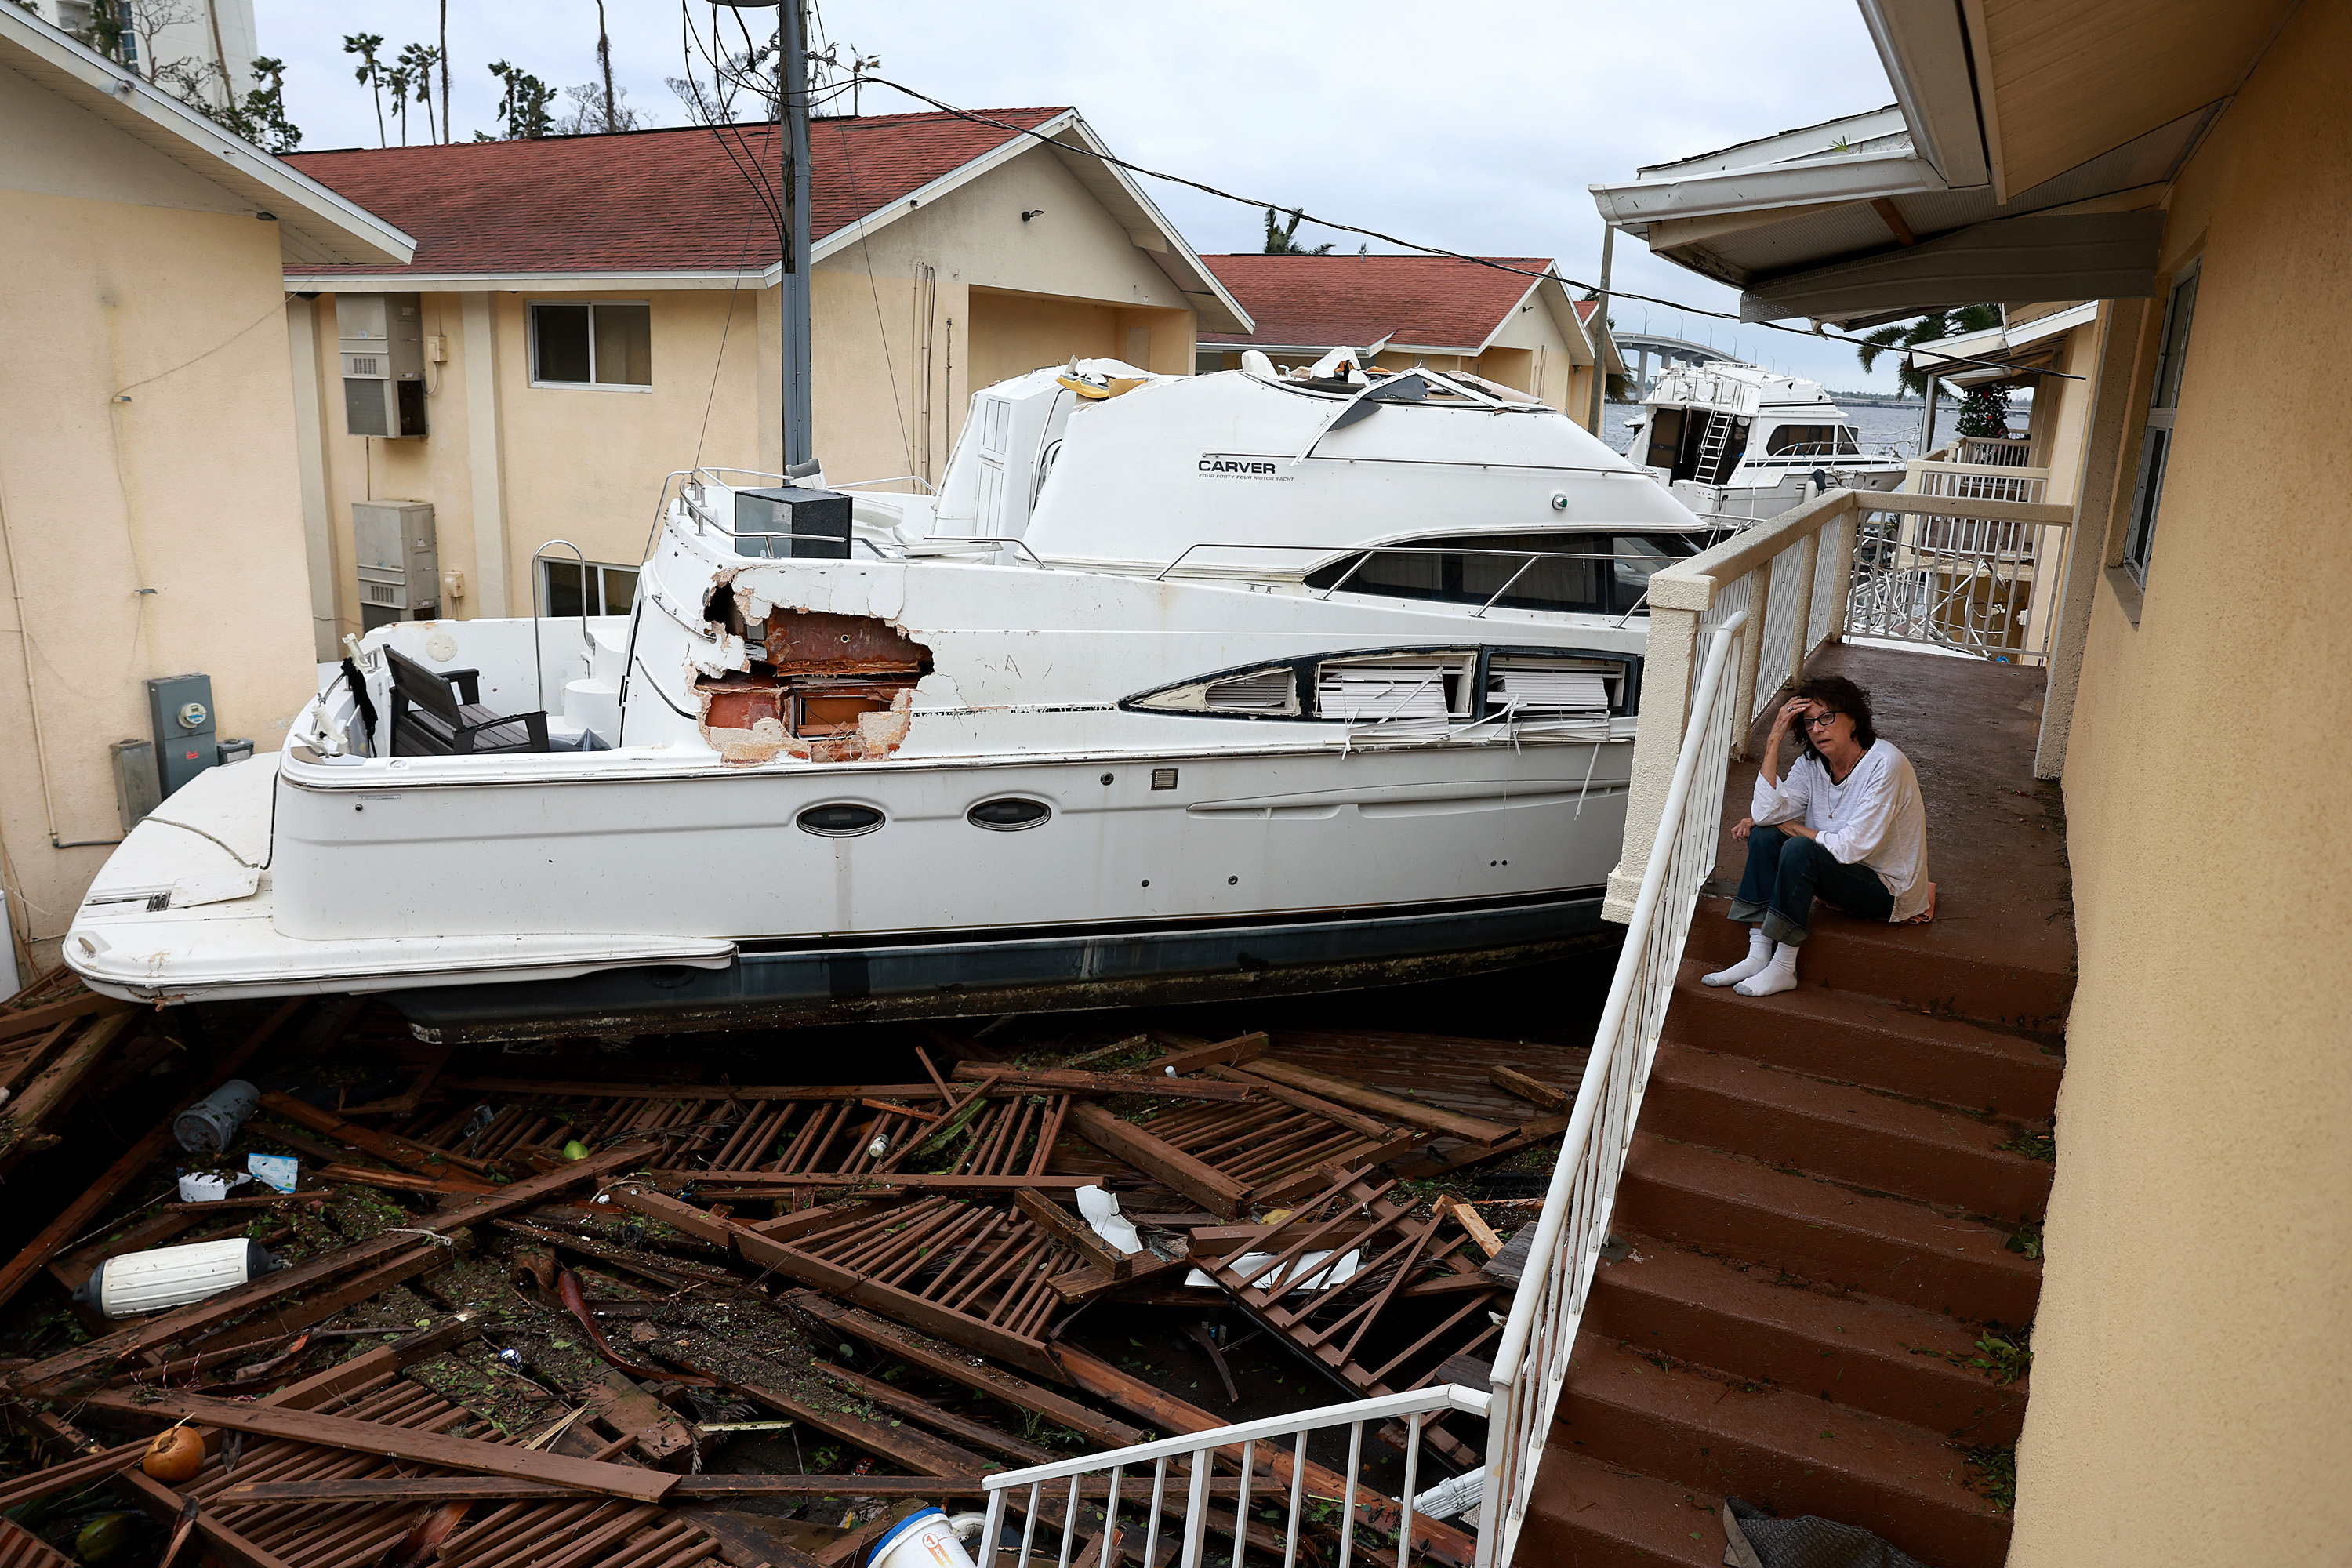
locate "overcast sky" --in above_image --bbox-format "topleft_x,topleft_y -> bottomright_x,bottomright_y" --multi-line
255,0 -> 1905,392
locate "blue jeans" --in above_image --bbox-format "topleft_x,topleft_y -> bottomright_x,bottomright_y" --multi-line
1730,825 -> 1893,945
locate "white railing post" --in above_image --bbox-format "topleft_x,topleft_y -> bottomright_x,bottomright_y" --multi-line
1602,604 -> 1698,923
1784,528 -> 1819,691
1730,564 -> 1768,757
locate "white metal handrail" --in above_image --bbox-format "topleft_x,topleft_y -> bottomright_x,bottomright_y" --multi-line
977,1385 -> 1491,1568
1475,610 -> 1749,1567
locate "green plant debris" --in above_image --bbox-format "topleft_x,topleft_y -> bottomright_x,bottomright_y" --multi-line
1998,1127 -> 2056,1162
2006,1219 -> 2043,1259
1964,1444 -> 2017,1511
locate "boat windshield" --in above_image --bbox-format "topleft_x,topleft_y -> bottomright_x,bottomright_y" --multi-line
1765,423 -> 1861,456
1304,532 -> 1707,617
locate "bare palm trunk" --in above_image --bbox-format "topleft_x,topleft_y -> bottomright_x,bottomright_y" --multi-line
596,0 -> 617,131
202,0 -> 230,107
438,0 -> 449,142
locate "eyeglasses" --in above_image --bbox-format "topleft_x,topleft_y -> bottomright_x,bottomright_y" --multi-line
1803,711 -> 1843,730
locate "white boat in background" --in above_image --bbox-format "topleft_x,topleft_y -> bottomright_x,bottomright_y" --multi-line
64,353 -> 1715,1040
1624,361 -> 1905,524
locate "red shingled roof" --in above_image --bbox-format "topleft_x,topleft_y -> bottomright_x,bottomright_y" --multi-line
281,109 -> 1069,277
1197,254 -> 1557,350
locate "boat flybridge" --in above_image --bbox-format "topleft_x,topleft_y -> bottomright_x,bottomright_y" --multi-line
1627,361 -> 1905,525
65,350 -> 1717,1040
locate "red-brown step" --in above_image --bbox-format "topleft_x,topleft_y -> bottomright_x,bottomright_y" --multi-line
1557,1336 -> 2011,1568
1641,1043 -> 2053,1216
1581,1234 -> 2029,1443
1664,959 -> 2063,1120
1613,1134 -> 2042,1323
1515,1445 -> 1725,1568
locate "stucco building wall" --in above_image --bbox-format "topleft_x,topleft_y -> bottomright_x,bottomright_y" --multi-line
2009,4 -> 2352,1561
0,134 -> 320,967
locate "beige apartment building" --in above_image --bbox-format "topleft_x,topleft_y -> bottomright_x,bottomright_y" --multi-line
0,7 -> 412,974
278,111 -> 1250,653
1195,253 -> 1622,430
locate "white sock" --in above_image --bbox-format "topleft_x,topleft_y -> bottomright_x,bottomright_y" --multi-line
1703,927 -> 1775,987
1735,942 -> 1800,996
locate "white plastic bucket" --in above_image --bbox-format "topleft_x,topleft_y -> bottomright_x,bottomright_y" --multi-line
867,1508 -> 985,1568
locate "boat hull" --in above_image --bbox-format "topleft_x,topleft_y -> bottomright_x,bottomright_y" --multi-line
389,889 -> 1613,1041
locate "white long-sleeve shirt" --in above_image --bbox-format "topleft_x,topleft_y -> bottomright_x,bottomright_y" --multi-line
1751,739 -> 1929,922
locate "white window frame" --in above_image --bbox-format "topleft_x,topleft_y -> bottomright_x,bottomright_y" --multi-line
528,299 -> 654,392
2122,262 -> 2199,586
539,557 -> 640,618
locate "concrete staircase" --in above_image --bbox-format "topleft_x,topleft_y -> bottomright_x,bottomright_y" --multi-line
1514,897 -> 2067,1567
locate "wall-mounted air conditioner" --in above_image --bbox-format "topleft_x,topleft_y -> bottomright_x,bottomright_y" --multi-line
354,500 -> 438,632
336,292 -> 427,439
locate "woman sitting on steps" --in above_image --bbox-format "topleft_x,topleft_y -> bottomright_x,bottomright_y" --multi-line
1706,673 -> 1933,998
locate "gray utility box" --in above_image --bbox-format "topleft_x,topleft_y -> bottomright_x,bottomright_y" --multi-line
735,486 -> 851,559
110,739 -> 162,832
336,292 -> 427,439
354,500 -> 438,631
146,673 -> 216,800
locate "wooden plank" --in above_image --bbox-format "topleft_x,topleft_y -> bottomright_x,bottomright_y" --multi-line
0,1012 -> 139,1167
79,1389 -> 680,1501
0,989 -> 127,1044
1065,1104 -> 1248,1220
1200,1065 -> 1398,1141
1436,1196 -> 1504,1258
444,1078 -> 943,1102
1014,1190 -> 1130,1280
949,1065 -> 1256,1103
1240,1060 -> 1515,1144
1486,1065 -> 1571,1112
1131,1032 -> 1270,1078
212,1471 -> 1000,1505
678,1172 -> 1097,1194
1388,1113 -> 1572,1181
22,1409 -> 300,1568
315,1161 -> 499,1196
582,1368 -> 696,1467
691,1366 -> 993,1479
810,1361 -> 1061,1465
258,1091 -> 492,1177
9,1142 -> 652,1392
782,1290 -> 1145,1451
0,998 -> 305,1312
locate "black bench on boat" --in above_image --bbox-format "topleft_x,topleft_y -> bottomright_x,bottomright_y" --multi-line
386,648 -> 550,756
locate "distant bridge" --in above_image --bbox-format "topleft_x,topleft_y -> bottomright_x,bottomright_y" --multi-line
1611,332 -> 1743,397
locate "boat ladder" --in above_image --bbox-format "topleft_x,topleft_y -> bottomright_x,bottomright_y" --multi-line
1695,410 -> 1737,484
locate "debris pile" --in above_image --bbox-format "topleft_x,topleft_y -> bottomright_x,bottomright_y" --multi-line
0,981 -> 1581,1567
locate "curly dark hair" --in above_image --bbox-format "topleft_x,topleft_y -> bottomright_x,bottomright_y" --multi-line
1791,673 -> 1878,760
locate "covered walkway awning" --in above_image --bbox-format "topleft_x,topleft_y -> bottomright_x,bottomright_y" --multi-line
1588,0 -> 2298,325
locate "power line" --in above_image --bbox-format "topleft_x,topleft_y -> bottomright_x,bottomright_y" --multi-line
854,74 -> 2078,383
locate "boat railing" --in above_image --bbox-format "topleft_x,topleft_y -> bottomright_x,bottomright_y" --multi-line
529,539 -> 594,713
975,1384 -> 1492,1568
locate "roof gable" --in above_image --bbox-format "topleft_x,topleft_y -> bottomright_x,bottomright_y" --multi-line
279,110 -> 1069,279
1196,254 -> 1558,351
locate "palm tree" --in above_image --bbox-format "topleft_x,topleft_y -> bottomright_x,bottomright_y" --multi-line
397,42 -> 444,143
1263,208 -> 1334,256
343,33 -> 387,147
1854,305 -> 2002,397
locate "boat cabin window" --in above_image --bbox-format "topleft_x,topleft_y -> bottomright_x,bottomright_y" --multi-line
1764,423 -> 1860,458
1127,647 -> 1638,723
1304,532 -> 1704,616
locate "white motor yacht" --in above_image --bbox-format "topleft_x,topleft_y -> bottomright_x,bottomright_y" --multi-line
64,354 -> 1713,1040
1625,361 -> 1905,524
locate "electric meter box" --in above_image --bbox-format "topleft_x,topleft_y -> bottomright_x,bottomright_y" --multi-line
145,673 -> 217,800
735,485 -> 851,559
354,500 -> 439,630
336,292 -> 427,439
